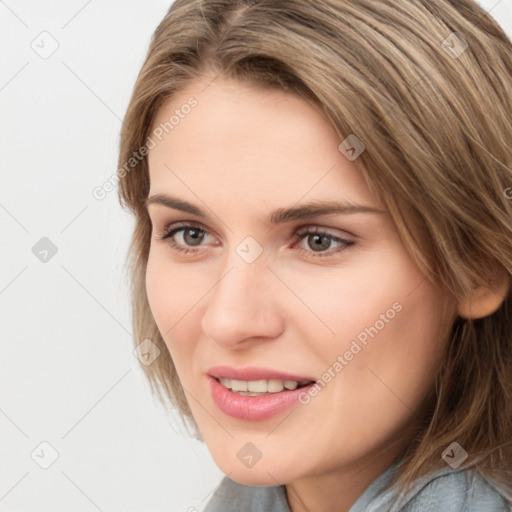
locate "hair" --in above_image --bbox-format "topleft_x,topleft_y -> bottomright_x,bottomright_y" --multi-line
117,0 -> 512,505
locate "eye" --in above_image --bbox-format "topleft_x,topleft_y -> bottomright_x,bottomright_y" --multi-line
156,222 -> 217,254
293,227 -> 355,258
155,222 -> 355,259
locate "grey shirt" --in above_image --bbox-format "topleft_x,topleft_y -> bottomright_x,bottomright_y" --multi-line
204,458 -> 510,511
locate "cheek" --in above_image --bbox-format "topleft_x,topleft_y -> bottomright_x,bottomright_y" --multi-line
289,245 -> 451,407
322,267 -> 450,426
277,247 -> 426,359
145,253 -> 207,360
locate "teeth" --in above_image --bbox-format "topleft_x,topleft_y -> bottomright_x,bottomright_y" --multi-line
268,380 -> 284,392
219,377 -> 231,389
218,378 -> 311,394
231,379 -> 248,392
248,380 -> 267,392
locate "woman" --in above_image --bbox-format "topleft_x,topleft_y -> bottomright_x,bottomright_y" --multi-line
117,0 -> 512,510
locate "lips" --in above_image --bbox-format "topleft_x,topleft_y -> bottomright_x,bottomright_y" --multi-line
207,365 -> 317,382
207,366 -> 317,421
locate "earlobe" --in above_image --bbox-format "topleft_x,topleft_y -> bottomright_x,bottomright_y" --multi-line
456,271 -> 510,319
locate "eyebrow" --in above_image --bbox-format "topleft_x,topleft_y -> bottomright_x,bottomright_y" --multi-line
144,193 -> 386,224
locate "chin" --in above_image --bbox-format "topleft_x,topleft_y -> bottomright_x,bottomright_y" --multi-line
213,455 -> 298,487
227,468 -> 287,487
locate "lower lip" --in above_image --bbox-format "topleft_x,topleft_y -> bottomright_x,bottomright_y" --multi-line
209,376 -> 315,421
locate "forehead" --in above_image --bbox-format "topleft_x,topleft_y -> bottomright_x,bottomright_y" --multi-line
147,78 -> 379,213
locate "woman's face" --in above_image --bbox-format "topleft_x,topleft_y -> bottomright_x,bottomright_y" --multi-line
145,76 -> 455,485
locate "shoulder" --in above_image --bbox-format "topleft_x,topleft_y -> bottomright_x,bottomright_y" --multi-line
392,467 -> 511,512
349,461 -> 511,512
203,476 -> 290,512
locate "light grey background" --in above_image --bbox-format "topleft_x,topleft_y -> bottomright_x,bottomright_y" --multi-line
1,1 -> 511,511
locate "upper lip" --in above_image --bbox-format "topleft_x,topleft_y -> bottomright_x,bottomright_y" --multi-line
208,366 -> 317,382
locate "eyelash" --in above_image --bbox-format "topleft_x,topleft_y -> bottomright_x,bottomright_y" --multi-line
156,222 -> 355,259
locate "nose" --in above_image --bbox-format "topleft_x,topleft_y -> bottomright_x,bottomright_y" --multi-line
201,249 -> 285,349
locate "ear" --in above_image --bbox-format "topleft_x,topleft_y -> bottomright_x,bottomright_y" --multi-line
457,270 -> 510,319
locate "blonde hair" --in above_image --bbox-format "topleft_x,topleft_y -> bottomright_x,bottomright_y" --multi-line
117,0 -> 512,503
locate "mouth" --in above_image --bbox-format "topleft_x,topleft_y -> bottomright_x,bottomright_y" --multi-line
216,377 -> 315,396
207,367 -> 318,421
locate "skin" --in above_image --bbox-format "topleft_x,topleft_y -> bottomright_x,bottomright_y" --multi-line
145,75 -> 460,512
